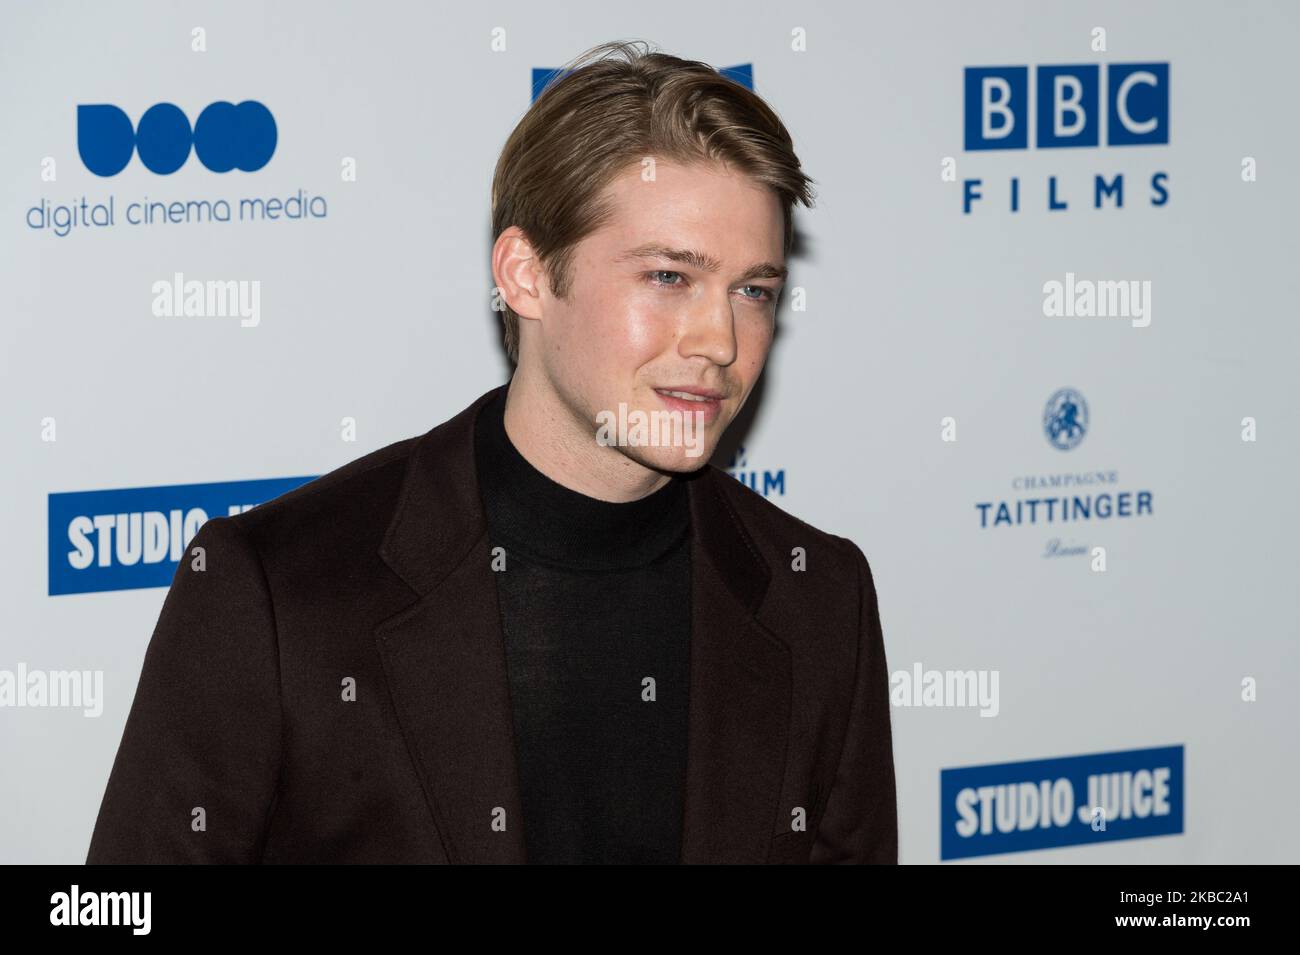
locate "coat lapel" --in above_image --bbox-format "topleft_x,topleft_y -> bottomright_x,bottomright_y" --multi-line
374,383 -> 791,864
375,529 -> 526,863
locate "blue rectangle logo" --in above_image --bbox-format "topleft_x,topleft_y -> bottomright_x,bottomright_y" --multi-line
964,66 -> 1029,151
940,745 -> 1184,860
1036,64 -> 1099,148
47,476 -> 317,595
1108,62 -> 1170,146
964,62 -> 1169,150
532,62 -> 752,103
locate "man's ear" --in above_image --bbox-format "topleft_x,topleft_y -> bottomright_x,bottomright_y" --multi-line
492,226 -> 545,320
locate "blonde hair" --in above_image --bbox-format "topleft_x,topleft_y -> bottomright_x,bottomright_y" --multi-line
490,40 -> 815,364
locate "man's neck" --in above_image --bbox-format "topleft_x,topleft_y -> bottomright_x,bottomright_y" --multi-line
501,367 -> 673,503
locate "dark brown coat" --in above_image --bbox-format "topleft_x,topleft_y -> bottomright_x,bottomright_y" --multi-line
86,384 -> 897,864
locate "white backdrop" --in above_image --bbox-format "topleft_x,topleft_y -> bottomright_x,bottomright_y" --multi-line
2,0 -> 1296,863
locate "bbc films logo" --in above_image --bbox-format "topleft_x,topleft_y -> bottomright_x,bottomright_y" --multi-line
959,61 -> 1170,214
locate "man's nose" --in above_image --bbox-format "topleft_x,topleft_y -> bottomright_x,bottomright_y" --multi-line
678,293 -> 737,366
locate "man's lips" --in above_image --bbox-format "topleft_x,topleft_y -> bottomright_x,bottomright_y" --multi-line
652,387 -> 724,424
653,386 -> 724,400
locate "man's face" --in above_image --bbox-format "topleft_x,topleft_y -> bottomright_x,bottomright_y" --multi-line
529,158 -> 786,474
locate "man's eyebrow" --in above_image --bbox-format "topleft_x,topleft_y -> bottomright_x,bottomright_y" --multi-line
617,244 -> 788,283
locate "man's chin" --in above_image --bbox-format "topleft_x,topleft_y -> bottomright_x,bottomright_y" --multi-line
621,443 -> 717,476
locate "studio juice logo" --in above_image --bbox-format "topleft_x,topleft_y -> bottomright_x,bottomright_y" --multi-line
940,745 -> 1184,860
26,100 -> 328,238
960,62 -> 1170,214
47,476 -> 316,595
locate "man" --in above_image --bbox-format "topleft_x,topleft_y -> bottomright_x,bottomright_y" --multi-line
86,40 -> 897,864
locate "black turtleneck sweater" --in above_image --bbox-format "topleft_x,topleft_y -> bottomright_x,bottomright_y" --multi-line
473,385 -> 693,864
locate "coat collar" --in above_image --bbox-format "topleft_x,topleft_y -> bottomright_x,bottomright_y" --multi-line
374,383 -> 791,863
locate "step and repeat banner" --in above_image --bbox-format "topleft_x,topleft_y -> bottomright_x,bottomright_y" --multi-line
2,0 -> 1296,864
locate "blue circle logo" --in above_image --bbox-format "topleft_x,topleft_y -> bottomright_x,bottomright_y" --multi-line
78,101 -> 277,176
1043,388 -> 1088,451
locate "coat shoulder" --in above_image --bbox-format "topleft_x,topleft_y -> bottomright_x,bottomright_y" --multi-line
224,435 -> 419,562
705,464 -> 865,589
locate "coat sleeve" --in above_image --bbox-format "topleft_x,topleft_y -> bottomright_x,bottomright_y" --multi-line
810,539 -> 898,863
86,516 -> 283,863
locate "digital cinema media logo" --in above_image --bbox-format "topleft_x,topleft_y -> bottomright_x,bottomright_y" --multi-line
47,476 -> 316,596
78,101 -> 277,176
961,62 -> 1170,214
940,745 -> 1184,860
27,99 -> 328,238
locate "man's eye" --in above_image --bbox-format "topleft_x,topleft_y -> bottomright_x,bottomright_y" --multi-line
647,270 -> 683,287
645,272 -> 774,303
